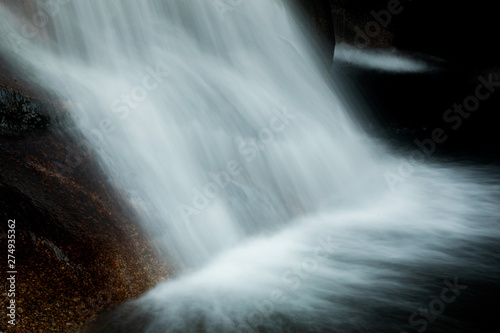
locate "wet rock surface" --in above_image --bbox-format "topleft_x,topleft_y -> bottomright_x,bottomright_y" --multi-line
330,0 -> 499,68
0,59 -> 175,332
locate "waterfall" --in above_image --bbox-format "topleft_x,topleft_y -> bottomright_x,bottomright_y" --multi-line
1,0 -> 382,265
1,1 -> 499,332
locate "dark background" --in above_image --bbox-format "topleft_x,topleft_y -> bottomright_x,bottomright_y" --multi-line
300,0 -> 500,161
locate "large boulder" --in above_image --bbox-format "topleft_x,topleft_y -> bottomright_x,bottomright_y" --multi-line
0,55 -> 174,332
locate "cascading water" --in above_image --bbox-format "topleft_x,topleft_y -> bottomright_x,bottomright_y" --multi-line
1,1 -> 499,332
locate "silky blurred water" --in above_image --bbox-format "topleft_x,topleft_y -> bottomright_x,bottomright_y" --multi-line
0,1 -> 498,332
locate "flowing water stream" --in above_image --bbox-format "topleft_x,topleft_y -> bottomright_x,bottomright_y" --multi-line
1,1 -> 499,332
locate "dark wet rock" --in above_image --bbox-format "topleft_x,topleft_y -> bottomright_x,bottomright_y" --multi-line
0,58 -> 175,333
331,0 -> 395,48
0,101 -> 176,332
330,0 -> 500,69
0,90 -> 51,135
296,0 -> 336,64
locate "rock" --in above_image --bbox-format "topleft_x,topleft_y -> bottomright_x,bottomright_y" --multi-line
0,57 -> 175,333
330,0 -> 500,68
0,92 -> 52,135
331,0 -> 396,49
296,0 -> 336,64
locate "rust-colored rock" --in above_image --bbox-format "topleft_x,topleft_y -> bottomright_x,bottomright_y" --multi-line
0,57 -> 175,333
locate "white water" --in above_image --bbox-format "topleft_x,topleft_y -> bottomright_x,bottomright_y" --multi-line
1,1 -> 499,332
333,43 -> 435,73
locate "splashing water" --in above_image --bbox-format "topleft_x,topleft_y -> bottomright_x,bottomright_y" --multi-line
1,1 -> 499,332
